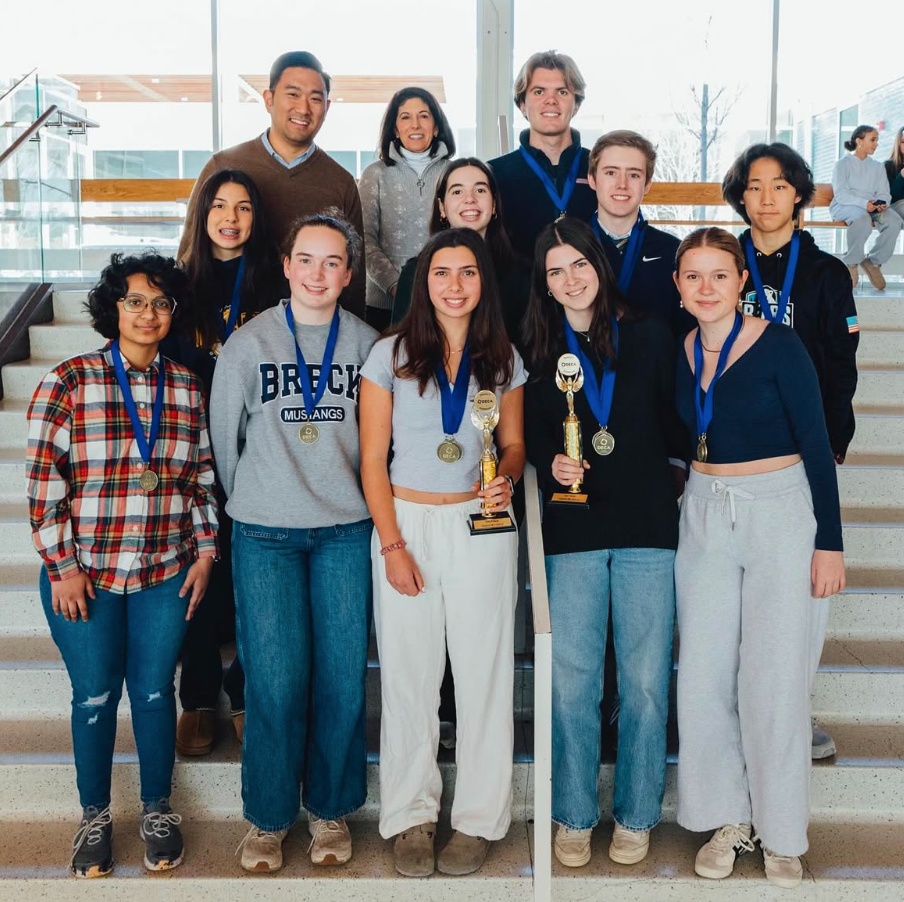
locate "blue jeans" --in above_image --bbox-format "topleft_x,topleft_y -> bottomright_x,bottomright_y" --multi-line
40,566 -> 190,810
232,518 -> 373,831
546,547 -> 675,831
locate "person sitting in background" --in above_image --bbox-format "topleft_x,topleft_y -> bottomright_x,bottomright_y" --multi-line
358,87 -> 455,331
391,158 -> 528,341
884,125 -> 904,218
830,124 -> 902,290
26,252 -> 219,878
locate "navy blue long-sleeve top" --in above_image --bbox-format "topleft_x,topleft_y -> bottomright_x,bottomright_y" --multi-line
675,323 -> 843,551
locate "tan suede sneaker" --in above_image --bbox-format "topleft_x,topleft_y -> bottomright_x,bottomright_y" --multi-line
175,710 -> 215,756
308,817 -> 352,866
393,822 -> 436,877
237,825 -> 288,872
436,830 -> 490,876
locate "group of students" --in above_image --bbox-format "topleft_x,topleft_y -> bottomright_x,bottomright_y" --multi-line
25,49 -> 864,890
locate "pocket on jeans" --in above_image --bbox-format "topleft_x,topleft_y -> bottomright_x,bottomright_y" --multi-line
333,517 -> 374,538
238,523 -> 289,541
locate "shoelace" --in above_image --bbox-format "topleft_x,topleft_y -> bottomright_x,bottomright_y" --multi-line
141,810 -> 182,839
70,807 -> 112,866
711,824 -> 756,854
710,480 -> 755,530
307,819 -> 345,853
235,824 -> 282,857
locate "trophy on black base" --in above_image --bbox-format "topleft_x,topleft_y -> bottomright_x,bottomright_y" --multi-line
549,353 -> 590,508
468,390 -> 516,536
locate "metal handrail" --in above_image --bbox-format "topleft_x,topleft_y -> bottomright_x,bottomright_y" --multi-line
523,462 -> 551,902
0,68 -> 37,107
0,105 -> 99,168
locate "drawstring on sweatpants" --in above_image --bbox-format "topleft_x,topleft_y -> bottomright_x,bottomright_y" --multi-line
710,480 -> 755,529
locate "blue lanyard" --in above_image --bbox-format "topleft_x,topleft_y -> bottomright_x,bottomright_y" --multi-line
435,343 -> 471,436
221,254 -> 246,343
693,311 -> 744,440
591,210 -> 646,294
519,145 -> 582,216
284,303 -> 341,418
111,340 -> 165,466
744,231 -> 799,325
563,316 -> 619,428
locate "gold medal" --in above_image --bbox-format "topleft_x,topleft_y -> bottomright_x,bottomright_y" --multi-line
139,468 -> 159,492
591,428 -> 615,456
697,435 -> 708,463
437,437 -> 463,464
299,424 -> 320,444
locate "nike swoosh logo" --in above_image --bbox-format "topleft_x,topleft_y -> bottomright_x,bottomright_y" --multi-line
642,256 -> 661,262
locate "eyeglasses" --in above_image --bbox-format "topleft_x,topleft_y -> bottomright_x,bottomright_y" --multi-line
118,294 -> 178,315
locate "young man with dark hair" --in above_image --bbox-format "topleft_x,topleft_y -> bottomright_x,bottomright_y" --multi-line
178,51 -> 365,316
587,130 -> 692,335
722,142 -> 860,762
489,51 -> 597,262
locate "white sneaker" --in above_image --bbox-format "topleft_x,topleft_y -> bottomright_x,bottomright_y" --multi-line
695,824 -> 754,879
308,817 -> 352,866
554,824 -> 592,867
608,823 -> 650,864
237,825 -> 288,872
764,847 -> 803,888
811,719 -> 836,759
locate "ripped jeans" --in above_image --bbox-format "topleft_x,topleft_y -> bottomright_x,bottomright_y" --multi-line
40,566 -> 190,809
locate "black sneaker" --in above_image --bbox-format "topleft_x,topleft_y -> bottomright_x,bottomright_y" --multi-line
70,806 -> 114,878
139,799 -> 184,871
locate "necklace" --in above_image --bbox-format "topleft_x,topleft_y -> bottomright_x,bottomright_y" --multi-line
700,317 -> 744,353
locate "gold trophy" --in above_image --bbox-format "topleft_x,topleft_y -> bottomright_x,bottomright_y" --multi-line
550,353 -> 589,507
468,390 -> 516,536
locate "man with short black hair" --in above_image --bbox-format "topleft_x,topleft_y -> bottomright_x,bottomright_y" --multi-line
489,51 -> 597,262
179,51 -> 365,316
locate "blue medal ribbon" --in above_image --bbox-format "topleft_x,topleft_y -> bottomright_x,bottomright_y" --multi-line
435,343 -> 471,437
111,339 -> 165,467
744,231 -> 799,325
562,316 -> 619,429
693,310 -> 744,444
221,254 -> 246,343
591,210 -> 646,294
519,145 -> 582,216
284,302 -> 341,419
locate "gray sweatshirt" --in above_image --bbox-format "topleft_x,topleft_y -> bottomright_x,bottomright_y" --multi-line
209,302 -> 377,528
357,141 -> 452,311
831,154 -> 891,213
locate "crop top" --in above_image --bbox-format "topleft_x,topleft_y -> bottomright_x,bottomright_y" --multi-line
360,335 -> 527,493
675,323 -> 843,551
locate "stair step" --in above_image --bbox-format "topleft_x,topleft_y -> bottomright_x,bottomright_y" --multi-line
51,290 -> 91,325
0,359 -> 58,403
829,590 -> 904,640
855,295 -> 904,330
856,329 -> 904,368
847,413 -> 904,458
0,401 -> 28,451
837,464 -> 904,508
0,449 -> 26,502
853,372 -> 904,409
27,322 -> 100,361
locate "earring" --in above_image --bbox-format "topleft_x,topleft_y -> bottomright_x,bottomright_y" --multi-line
492,211 -> 498,220
679,300 -> 684,308
440,215 -> 447,225
547,290 -> 553,297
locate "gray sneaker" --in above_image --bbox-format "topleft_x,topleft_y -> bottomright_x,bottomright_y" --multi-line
70,806 -> 114,878
139,799 -> 184,871
812,720 -> 837,759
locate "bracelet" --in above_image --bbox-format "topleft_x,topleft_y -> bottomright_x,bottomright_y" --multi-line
504,475 -> 516,496
380,538 -> 407,556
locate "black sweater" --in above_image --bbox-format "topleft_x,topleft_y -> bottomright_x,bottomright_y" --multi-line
489,129 -> 598,262
885,160 -> 904,204
525,315 -> 686,555
738,228 -> 859,460
676,324 -> 843,551
595,220 -> 696,336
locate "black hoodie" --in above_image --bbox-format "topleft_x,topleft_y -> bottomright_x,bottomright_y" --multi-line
739,228 -> 859,459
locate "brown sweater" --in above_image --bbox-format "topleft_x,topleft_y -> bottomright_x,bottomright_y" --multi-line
177,136 -> 365,317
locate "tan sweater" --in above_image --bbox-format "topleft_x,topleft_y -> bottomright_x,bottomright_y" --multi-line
178,137 -> 365,317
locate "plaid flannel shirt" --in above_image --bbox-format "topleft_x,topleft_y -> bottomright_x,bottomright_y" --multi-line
26,345 -> 219,593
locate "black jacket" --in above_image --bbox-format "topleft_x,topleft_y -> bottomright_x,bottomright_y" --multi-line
739,228 -> 859,459
489,129 -> 597,263
595,219 -> 695,336
884,160 -> 904,204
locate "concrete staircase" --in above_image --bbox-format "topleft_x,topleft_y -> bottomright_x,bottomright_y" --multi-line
1,286 -> 903,899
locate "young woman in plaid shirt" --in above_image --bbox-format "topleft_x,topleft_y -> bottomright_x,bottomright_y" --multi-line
26,252 -> 219,878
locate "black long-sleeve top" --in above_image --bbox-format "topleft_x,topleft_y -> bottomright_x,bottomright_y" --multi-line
525,315 -> 686,555
675,323 -> 843,551
738,228 -> 858,460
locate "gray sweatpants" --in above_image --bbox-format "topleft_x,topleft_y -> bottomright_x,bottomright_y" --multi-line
675,463 -> 825,856
830,202 -> 903,266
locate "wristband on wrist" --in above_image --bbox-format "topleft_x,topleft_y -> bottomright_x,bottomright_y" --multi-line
380,538 -> 407,556
504,474 -> 515,495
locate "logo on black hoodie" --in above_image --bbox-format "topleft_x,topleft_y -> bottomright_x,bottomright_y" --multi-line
742,286 -> 793,328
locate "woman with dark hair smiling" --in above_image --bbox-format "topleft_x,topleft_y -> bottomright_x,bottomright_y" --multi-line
360,228 -> 525,878
358,87 -> 455,331
521,217 -> 685,869
26,252 -> 219,878
170,167 -> 281,757
390,158 -> 528,340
